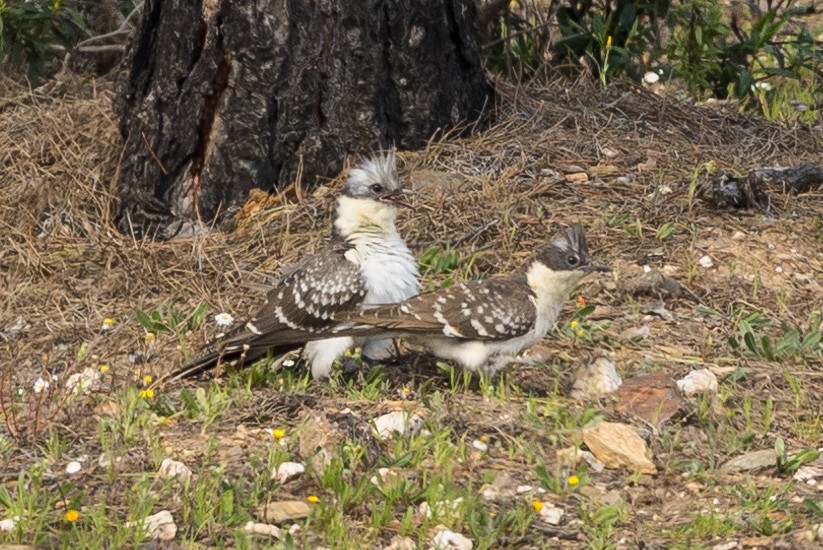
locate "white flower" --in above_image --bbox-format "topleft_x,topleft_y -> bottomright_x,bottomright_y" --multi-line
282,359 -> 295,367
643,71 -> 660,84
752,81 -> 773,92
66,461 -> 82,475
33,377 -> 49,394
214,313 -> 234,327
471,439 -> 489,452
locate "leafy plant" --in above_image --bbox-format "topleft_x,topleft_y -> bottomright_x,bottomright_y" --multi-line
0,0 -> 86,83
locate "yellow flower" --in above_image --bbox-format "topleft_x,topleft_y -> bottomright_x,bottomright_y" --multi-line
272,429 -> 286,440
606,35 -> 613,47
576,328 -> 585,338
307,495 -> 319,504
143,375 -> 153,385
509,0 -> 518,8
532,500 -> 543,512
145,332 -> 156,344
570,320 -> 580,330
139,389 -> 154,399
102,318 -> 115,330
568,475 -> 580,486
65,509 -> 79,522
99,364 -> 110,373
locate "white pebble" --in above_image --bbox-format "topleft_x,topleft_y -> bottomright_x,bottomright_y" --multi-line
65,461 -> 82,475
643,71 -> 660,84
432,529 -> 473,550
158,458 -> 192,481
676,369 -> 718,396
698,255 -> 714,269
273,462 -> 305,484
471,440 -> 489,452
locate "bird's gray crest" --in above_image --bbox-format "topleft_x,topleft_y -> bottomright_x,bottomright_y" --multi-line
550,223 -> 587,254
344,149 -> 402,197
539,222 -> 607,272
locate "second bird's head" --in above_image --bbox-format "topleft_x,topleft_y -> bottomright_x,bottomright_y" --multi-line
342,149 -> 413,209
531,223 -> 610,287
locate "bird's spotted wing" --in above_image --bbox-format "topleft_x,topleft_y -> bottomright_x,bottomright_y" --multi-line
170,246 -> 365,379
348,275 -> 537,341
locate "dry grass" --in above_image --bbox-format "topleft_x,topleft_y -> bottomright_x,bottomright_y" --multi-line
1,73 -> 822,548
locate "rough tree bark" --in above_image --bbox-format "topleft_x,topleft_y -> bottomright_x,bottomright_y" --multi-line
114,0 -> 493,238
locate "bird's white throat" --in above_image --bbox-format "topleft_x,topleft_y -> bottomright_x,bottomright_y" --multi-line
335,196 -> 399,238
526,261 -> 585,324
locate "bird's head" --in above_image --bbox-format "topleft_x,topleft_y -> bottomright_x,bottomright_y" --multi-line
342,149 -> 413,209
534,223 -> 610,281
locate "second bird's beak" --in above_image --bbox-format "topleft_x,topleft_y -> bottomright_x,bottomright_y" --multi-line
379,188 -> 415,209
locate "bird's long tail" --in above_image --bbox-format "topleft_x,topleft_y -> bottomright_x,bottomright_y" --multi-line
168,341 -> 303,381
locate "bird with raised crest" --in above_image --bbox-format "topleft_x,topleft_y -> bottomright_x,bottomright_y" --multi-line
171,150 -> 419,380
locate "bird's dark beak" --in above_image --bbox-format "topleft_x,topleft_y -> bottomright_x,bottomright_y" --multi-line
379,188 -> 414,209
582,258 -> 611,273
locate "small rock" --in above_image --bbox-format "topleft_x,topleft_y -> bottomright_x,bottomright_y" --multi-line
570,356 -> 622,399
298,413 -> 345,474
126,510 -> 177,541
676,370 -> 718,396
711,542 -> 739,550
582,422 -> 657,474
0,517 -> 18,531
384,535 -> 416,550
615,373 -> 681,430
158,458 -> 192,481
621,270 -> 683,298
698,255 -> 714,269
244,521 -> 283,539
431,528 -> 473,550
615,176 -> 632,185
620,326 -> 651,341
521,343 -> 552,362
794,465 -> 823,482
373,411 -> 424,440
556,447 -> 605,473
732,231 -> 747,240
720,449 -> 777,473
471,439 -> 489,452
480,473 -> 516,501
601,147 -> 619,158
536,502 -> 565,525
590,165 -> 620,178
370,467 -> 401,487
565,172 -> 589,184
255,500 -> 311,522
273,462 -> 305,484
65,367 -> 103,395
643,71 -> 660,84
65,461 -> 82,475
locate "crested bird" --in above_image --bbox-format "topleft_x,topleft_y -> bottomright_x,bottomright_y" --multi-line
172,150 -> 419,380
334,223 -> 609,373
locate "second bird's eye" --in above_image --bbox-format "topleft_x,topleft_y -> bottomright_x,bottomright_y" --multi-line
370,184 -> 384,193
567,255 -> 579,266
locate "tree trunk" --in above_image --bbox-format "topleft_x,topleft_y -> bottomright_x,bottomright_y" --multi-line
114,0 -> 493,239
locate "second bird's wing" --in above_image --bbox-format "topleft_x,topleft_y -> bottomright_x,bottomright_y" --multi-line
345,274 -> 537,341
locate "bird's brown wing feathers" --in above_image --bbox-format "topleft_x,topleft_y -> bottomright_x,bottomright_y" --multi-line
346,275 -> 537,341
171,246 -> 366,379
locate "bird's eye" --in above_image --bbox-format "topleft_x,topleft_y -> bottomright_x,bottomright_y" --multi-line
567,255 -> 580,266
370,184 -> 384,193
